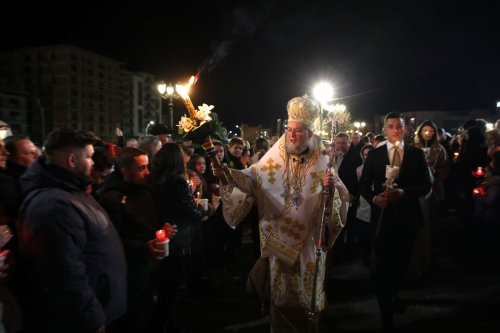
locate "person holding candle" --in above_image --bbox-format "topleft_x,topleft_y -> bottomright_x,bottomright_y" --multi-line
448,125 -> 489,225
213,95 -> 349,332
359,113 -> 432,331
97,147 -> 175,333
407,120 -> 450,278
187,153 -> 216,283
149,143 -> 214,333
472,151 -> 500,268
18,128 -> 127,333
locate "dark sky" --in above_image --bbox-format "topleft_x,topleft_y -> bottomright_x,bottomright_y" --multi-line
2,0 -> 500,129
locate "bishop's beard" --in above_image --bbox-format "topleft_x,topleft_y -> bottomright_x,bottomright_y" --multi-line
285,140 -> 309,155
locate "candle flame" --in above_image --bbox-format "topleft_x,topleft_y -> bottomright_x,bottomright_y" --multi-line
156,229 -> 166,242
395,141 -> 400,147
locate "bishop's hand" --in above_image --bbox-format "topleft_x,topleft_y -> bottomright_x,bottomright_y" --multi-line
323,170 -> 341,190
212,163 -> 229,178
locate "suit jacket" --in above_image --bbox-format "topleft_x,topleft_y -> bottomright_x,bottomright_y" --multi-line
337,148 -> 363,197
359,143 -> 432,229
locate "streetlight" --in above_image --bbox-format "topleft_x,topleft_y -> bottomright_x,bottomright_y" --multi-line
145,120 -> 155,135
157,81 -> 179,130
353,120 -> 366,134
313,82 -> 334,139
234,124 -> 246,139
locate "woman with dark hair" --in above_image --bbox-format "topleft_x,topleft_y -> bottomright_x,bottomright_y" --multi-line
414,120 -> 450,195
187,154 -> 211,201
148,143 -> 208,333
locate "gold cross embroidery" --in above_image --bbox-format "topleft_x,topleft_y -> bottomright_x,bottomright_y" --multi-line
261,158 -> 281,184
279,217 -> 306,240
309,171 -> 323,194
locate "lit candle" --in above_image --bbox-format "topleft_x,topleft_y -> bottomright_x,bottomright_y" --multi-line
156,229 -> 166,242
474,167 -> 484,177
473,186 -> 486,196
424,130 -> 429,148
390,141 -> 400,168
453,152 -> 459,160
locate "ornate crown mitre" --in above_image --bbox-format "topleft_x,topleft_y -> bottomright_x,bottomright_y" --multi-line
286,95 -> 319,128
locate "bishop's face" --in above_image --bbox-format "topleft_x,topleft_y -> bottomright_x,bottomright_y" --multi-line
286,121 -> 312,154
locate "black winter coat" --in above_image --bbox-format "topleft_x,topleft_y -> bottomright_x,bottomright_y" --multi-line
18,156 -> 127,333
150,174 -> 203,256
98,172 -> 159,278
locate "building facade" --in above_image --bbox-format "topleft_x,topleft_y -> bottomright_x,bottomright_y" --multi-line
0,44 -> 161,144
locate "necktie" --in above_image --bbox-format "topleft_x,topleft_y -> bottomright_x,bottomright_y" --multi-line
392,146 -> 402,167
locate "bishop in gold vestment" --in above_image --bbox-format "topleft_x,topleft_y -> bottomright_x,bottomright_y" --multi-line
218,96 -> 349,332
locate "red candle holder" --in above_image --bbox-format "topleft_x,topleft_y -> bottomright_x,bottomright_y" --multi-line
472,167 -> 485,178
155,229 -> 169,259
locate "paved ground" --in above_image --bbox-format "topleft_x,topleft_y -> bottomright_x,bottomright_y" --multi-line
176,209 -> 500,332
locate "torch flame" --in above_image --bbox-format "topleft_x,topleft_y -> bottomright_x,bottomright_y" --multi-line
189,75 -> 197,85
176,75 -> 198,119
176,76 -> 197,99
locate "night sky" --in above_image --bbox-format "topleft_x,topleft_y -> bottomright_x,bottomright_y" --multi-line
2,0 -> 500,129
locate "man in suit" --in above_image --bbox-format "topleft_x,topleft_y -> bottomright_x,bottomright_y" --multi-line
335,132 -> 363,199
349,131 -> 364,155
359,112 -> 432,331
332,132 -> 363,262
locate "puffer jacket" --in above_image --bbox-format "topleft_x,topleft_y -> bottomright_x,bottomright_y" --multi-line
18,156 -> 127,333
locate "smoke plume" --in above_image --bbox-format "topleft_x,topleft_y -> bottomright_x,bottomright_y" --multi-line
197,1 -> 274,78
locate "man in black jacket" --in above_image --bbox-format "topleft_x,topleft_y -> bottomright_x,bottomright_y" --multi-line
331,132 -> 363,262
359,113 -> 432,331
18,128 -> 127,333
4,135 -> 38,181
98,147 -> 170,333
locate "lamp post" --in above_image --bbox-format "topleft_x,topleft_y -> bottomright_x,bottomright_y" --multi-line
313,82 -> 334,140
145,120 -> 155,135
157,82 -> 179,130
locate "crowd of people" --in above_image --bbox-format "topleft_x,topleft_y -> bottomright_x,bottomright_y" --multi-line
0,105 -> 499,332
